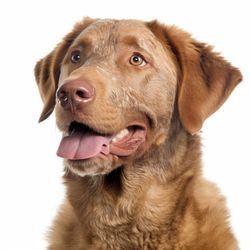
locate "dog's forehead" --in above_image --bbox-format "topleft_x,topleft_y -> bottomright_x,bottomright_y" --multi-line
77,19 -> 117,40
73,19 -> 158,49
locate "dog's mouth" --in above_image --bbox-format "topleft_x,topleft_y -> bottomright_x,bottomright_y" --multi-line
57,121 -> 147,160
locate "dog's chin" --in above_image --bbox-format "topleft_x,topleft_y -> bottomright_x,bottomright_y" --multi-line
64,154 -> 123,177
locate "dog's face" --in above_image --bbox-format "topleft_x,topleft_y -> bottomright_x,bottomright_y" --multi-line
35,18 -> 242,177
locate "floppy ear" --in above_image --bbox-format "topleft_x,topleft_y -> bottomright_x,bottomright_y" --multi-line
34,17 -> 94,122
35,52 -> 58,122
147,22 -> 243,134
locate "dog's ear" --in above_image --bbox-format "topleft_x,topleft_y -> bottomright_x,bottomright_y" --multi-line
34,17 -> 94,122
147,21 -> 242,134
35,52 -> 58,122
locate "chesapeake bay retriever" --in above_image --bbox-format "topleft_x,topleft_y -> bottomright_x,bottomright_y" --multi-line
35,18 -> 242,250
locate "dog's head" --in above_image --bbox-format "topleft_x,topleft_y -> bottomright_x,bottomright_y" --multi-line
35,18 -> 242,177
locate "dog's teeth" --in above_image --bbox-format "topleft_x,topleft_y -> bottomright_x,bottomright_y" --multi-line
117,129 -> 129,139
112,129 -> 129,142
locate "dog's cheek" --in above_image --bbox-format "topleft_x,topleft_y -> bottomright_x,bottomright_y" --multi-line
144,82 -> 176,123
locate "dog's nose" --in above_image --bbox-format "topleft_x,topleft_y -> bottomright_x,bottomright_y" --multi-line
57,80 -> 95,110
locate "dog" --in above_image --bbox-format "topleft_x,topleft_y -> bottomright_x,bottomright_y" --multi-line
35,18 -> 242,250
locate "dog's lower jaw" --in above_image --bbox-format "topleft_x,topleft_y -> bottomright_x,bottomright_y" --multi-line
66,163 -> 99,177
64,152 -> 123,177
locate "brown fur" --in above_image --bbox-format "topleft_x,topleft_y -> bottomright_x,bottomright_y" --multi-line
35,18 -> 242,249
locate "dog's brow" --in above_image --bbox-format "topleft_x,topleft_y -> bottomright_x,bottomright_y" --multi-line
76,37 -> 93,49
121,35 -> 143,50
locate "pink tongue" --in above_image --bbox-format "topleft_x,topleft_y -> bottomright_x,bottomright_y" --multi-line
57,130 -> 111,160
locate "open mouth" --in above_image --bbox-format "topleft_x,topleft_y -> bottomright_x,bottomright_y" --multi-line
57,121 -> 147,160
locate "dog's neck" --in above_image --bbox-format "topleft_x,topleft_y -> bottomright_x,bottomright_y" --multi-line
63,122 -> 202,242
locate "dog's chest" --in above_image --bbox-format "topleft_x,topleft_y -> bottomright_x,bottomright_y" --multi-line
87,223 -> 180,250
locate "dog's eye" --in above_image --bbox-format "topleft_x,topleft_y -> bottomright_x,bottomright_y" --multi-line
71,50 -> 81,63
129,54 -> 146,66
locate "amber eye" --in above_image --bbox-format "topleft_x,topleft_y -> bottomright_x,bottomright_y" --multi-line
129,54 -> 146,66
71,50 -> 81,63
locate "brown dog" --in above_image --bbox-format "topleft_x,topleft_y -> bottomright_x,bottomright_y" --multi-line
35,18 -> 242,250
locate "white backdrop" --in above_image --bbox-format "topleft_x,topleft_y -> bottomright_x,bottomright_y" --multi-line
0,0 -> 249,249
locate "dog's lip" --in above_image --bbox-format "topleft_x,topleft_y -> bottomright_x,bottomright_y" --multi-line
109,123 -> 146,157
